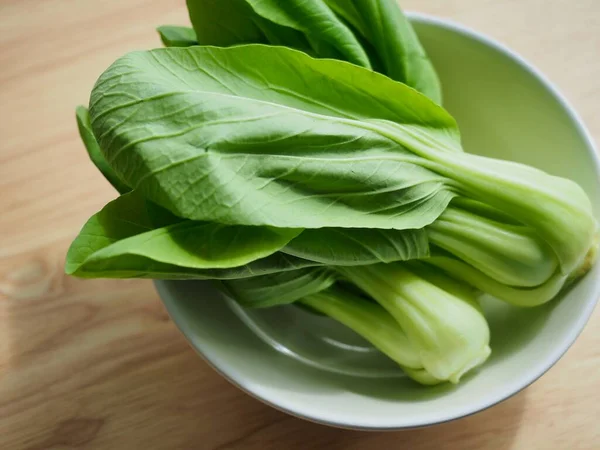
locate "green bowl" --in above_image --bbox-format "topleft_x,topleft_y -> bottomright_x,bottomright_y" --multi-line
156,13 -> 600,429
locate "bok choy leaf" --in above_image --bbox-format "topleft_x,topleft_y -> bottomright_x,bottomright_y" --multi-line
157,25 -> 198,47
66,191 -> 305,278
179,0 -> 441,100
88,45 -> 596,275
324,0 -> 442,102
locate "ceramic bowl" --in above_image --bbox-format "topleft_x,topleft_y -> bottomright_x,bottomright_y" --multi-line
156,13 -> 600,429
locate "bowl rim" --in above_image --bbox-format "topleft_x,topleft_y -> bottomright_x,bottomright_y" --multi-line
157,11 -> 600,430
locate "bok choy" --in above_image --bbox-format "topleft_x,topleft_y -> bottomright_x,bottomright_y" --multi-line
66,0 -> 598,386
224,265 -> 489,384
170,0 -> 442,101
86,45 -> 596,277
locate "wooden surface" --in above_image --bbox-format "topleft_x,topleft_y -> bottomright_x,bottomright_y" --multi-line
1,0 -> 599,448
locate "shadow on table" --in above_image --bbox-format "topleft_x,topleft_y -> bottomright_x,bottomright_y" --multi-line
1,260 -> 526,450
228,389 -> 525,450
196,382 -> 527,450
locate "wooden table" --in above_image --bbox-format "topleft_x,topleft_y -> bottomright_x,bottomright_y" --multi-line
1,0 -> 599,448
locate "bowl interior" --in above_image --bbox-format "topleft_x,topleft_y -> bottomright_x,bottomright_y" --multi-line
156,15 -> 600,429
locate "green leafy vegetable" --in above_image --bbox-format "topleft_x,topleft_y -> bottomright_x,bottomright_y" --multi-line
425,253 -> 569,307
300,287 -> 442,385
221,268 -> 443,383
244,0 -> 370,67
186,0 -> 266,46
427,206 -> 558,287
157,26 -> 198,47
67,0 -> 599,387
224,265 -> 487,384
179,0 -> 440,99
89,45 -> 595,275
66,191 -> 303,278
184,0 -> 359,62
185,0 -> 313,52
75,106 -> 130,194
324,0 -> 442,102
89,45 -> 456,230
426,150 -> 596,275
284,228 -> 429,265
337,263 -> 491,383
223,267 -> 336,308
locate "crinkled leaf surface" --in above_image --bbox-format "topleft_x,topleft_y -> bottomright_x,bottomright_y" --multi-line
75,106 -> 130,194
185,0 -> 265,46
325,0 -> 441,102
245,0 -> 370,67
223,267 -> 336,308
66,191 -> 303,278
284,228 -> 429,265
186,0 -> 313,52
90,45 -> 458,229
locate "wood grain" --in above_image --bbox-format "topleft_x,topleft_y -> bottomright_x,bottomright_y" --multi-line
1,0 -> 599,448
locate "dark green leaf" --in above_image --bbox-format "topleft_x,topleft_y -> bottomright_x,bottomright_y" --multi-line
186,0 -> 266,46
245,0 -> 370,67
223,267 -> 336,308
157,25 -> 198,47
185,0 -> 321,55
90,45 -> 457,229
325,0 -> 441,102
71,250 -> 320,280
284,228 -> 429,265
251,15 -> 313,51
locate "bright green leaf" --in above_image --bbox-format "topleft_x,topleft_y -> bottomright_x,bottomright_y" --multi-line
284,228 -> 429,265
186,0 -> 266,46
245,0 -> 370,67
66,191 -> 303,278
89,45 -> 457,230
89,44 -> 596,274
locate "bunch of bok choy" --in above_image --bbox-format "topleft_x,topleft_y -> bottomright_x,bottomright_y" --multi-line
67,0 -> 598,385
